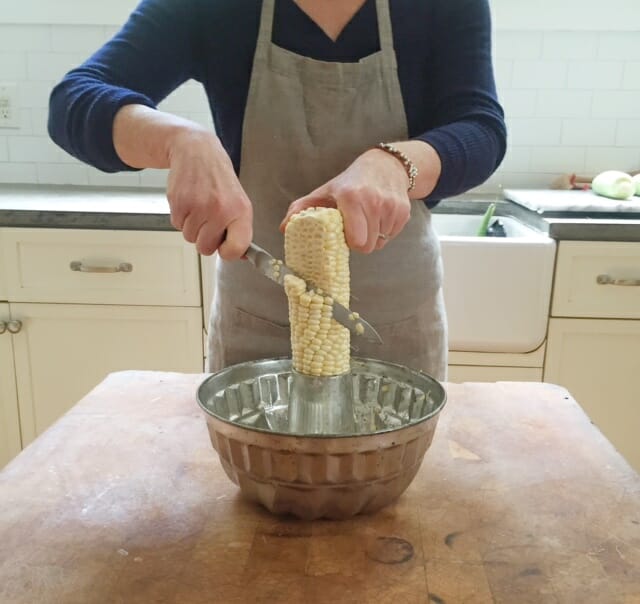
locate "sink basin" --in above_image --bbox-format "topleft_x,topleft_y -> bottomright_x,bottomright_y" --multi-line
432,214 -> 556,353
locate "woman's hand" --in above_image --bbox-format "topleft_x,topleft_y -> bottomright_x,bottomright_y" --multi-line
167,127 -> 253,259
113,106 -> 253,259
280,148 -> 412,253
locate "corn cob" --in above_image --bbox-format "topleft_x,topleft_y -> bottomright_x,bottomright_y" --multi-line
284,207 -> 350,376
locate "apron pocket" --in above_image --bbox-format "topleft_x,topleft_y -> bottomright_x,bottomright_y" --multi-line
353,315 -> 421,361
233,307 -> 290,333
217,306 -> 292,367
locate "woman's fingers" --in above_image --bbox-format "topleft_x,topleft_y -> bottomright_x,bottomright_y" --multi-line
218,215 -> 253,260
339,200 -> 369,251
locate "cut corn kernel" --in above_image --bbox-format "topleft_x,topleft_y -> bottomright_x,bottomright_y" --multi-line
284,207 -> 350,376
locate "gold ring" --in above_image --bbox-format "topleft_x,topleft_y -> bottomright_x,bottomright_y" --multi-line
378,233 -> 390,240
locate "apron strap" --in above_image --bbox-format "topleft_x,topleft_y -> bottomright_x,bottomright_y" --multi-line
255,0 -> 276,60
375,0 -> 397,67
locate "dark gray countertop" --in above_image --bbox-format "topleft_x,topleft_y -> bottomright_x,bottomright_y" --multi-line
0,184 -> 639,242
0,185 -> 172,231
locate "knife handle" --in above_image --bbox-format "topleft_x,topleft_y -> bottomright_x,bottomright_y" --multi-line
244,242 -> 263,267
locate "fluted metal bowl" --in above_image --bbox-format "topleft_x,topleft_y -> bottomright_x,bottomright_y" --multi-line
197,357 -> 446,520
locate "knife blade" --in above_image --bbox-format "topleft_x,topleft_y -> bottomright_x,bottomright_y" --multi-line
245,242 -> 383,344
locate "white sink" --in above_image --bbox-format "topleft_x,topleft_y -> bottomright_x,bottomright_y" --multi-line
432,214 -> 556,354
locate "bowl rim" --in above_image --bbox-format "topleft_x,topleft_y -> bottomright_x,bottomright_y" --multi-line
196,356 -> 447,440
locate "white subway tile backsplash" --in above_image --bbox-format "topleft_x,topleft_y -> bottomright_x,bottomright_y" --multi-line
0,162 -> 37,183
530,146 -> 586,173
473,170 -> 557,193
562,119 -> 617,146
585,147 -> 640,174
88,168 -> 141,187
8,109 -> 35,136
139,169 -> 169,188
598,32 -> 640,61
567,62 -> 624,90
50,26 -> 109,54
103,26 -> 122,39
9,136 -> 76,163
623,62 -> 640,90
508,118 -> 563,146
499,147 -> 532,172
511,60 -> 568,89
500,90 -> 537,118
592,90 -> 640,118
0,25 -> 50,52
542,32 -> 598,60
0,23 -> 636,193
20,82 -> 56,109
183,112 -> 215,131
158,84 -> 210,114
493,32 -> 543,60
29,109 -> 50,136
469,171 -> 505,195
616,120 -> 640,147
536,90 -> 592,118
0,53 -> 27,80
493,60 -> 514,89
37,163 -> 89,185
27,52 -> 84,81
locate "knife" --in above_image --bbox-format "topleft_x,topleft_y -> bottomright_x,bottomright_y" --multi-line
245,242 -> 383,344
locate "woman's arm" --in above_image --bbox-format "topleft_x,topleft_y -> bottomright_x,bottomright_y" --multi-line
48,0 -> 252,259
412,0 -> 507,201
48,0 -> 203,173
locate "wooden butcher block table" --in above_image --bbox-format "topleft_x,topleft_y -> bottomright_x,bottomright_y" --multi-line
1,372 -> 639,604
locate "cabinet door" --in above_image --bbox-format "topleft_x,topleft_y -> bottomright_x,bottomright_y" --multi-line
11,303 -> 203,446
544,318 -> 640,472
0,303 -> 21,468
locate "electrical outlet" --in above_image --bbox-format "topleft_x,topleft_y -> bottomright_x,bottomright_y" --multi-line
0,83 -> 19,129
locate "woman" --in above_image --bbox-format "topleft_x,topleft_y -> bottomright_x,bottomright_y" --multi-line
49,0 -> 506,380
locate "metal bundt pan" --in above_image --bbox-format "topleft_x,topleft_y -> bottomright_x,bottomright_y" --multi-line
197,357 -> 446,520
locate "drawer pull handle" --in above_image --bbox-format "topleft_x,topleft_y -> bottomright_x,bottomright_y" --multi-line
70,261 -> 133,274
0,321 -> 6,335
597,274 -> 640,287
7,320 -> 22,334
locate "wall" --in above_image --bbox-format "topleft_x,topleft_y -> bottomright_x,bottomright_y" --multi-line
0,13 -> 639,193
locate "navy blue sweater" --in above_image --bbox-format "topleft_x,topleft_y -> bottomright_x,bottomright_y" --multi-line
48,0 -> 506,204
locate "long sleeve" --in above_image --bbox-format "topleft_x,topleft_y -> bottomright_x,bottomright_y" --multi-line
48,0 -> 203,173
415,0 -> 507,202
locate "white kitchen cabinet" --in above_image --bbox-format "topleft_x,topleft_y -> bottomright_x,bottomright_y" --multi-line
545,319 -> 640,472
0,227 -> 204,466
10,303 -> 202,446
544,241 -> 640,473
0,304 -> 21,469
447,345 -> 546,383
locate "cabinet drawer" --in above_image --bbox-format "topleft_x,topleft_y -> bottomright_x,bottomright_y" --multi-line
3,229 -> 200,306
448,365 -> 542,383
552,241 -> 640,319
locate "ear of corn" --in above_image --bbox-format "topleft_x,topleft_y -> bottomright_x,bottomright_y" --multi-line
284,207 -> 350,376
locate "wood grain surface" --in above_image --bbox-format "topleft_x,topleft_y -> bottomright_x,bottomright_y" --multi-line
1,371 -> 639,604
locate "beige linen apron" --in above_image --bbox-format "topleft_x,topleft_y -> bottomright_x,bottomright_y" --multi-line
208,0 -> 447,380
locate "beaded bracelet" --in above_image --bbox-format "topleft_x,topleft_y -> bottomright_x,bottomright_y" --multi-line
377,142 -> 418,192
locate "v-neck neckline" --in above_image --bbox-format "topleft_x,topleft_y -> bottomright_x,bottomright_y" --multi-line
287,0 -> 373,45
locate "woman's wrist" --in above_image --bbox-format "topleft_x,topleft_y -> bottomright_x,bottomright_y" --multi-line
382,140 -> 442,200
